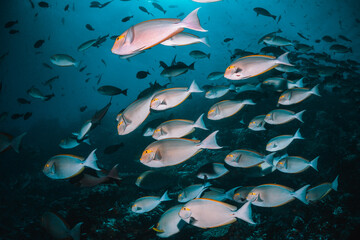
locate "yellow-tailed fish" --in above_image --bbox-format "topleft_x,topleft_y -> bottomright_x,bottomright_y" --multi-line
232,186 -> 255,203
235,82 -> 262,93
179,198 -> 255,228
196,162 -> 229,180
224,149 -> 275,168
207,99 -> 255,120
153,205 -> 185,238
160,32 -> 209,47
150,80 -> 203,111
287,77 -> 304,89
205,84 -> 235,99
112,8 -> 207,56
248,115 -> 266,131
131,191 -> 172,213
153,114 -> 208,140
278,85 -> 320,105
306,176 -> 339,203
224,52 -> 293,80
275,155 -> 319,173
247,184 -> 310,207
265,109 -> 305,125
266,128 -> 304,152
178,182 -> 212,203
140,131 -> 222,168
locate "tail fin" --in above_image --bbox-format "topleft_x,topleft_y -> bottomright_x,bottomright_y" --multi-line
255,82 -> 262,91
69,222 -> 83,240
11,132 -> 27,153
180,8 -> 207,32
74,61 -> 80,68
331,175 -> 339,191
159,190 -> 172,202
276,52 -> 293,66
263,152 -> 275,165
234,201 -> 255,224
193,114 -> 208,130
107,164 -> 121,180
295,77 -> 304,88
295,110 -> 306,123
143,128 -> 155,137
225,186 -> 241,200
200,131 -> 222,149
272,15 -> 277,20
207,53 -> 211,59
309,156 -> 319,171
242,99 -> 256,105
310,84 -> 321,97
84,149 -> 101,171
228,84 -> 236,91
122,89 -> 128,96
188,62 -> 195,70
188,80 -> 203,93
200,37 -> 210,47
292,184 -> 310,204
293,128 -> 304,140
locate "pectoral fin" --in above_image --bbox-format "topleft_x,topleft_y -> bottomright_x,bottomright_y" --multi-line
190,217 -> 197,225
125,26 -> 135,44
255,193 -> 263,202
154,149 -> 162,160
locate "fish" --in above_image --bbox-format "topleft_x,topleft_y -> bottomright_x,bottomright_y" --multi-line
275,155 -> 319,173
140,131 -> 222,168
80,106 -> 87,112
132,191 -> 171,213
93,34 -> 109,48
287,77 -> 304,89
178,182 -> 212,202
275,64 -> 300,73
17,98 -> 31,104
179,199 -> 254,228
111,8 -> 207,56
103,143 -> 124,154
266,128 -> 304,152
294,43 -> 313,52
138,6 -> 154,16
42,62 -> 53,69
196,162 -> 229,180
122,16 -> 133,22
117,93 -> 155,135
64,4 -> 69,11
27,87 -> 54,101
42,76 -> 59,89
101,59 -> 106,66
224,38 -> 233,42
338,35 -> 351,42
161,32 -> 209,47
262,36 -> 293,46
11,114 -> 23,119
207,72 -> 224,81
224,52 -> 293,80
85,24 -> 95,31
207,99 -> 255,120
225,150 -> 274,168
150,80 -> 203,111
254,7 -> 276,20
231,186 -> 255,203
248,115 -> 266,131
136,71 -> 150,79
34,40 -> 45,48
278,85 -> 320,105
4,20 -> 18,28
76,164 -> 121,187
152,114 -> 208,140
23,112 -> 32,120
135,170 -> 175,190
160,60 -> 195,79
0,132 -> 26,153
9,29 -> 19,34
322,35 -> 336,42
97,86 -> 128,96
38,1 -> 49,8
59,135 -> 90,149
297,32 -> 309,40
91,98 -> 112,128
77,39 -> 97,51
265,109 -> 305,125
28,0 -> 34,8
152,2 -> 166,14
190,50 -> 210,59
258,29 -> 282,44
79,66 -> 87,72
153,205 -> 186,238
330,44 -> 352,53
41,212 -> 82,240
306,176 -> 338,203
74,120 -> 92,141
235,83 -> 262,93
43,149 -> 100,179
50,54 -> 79,67
205,85 -> 235,99
247,184 -> 310,207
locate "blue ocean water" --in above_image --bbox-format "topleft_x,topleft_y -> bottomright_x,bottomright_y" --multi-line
0,0 -> 359,239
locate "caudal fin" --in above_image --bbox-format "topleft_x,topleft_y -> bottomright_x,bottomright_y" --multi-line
263,152 -> 275,165
295,77 -> 304,88
276,52 -> 293,66
181,8 -> 207,32
242,99 -> 256,105
159,190 -> 172,202
194,114 -> 208,130
200,131 -> 222,149
84,149 -> 101,171
310,84 -> 321,97
309,156 -> 319,171
331,175 -> 339,191
107,164 -> 121,180
200,37 -> 210,47
188,80 -> 203,93
292,184 -> 310,204
69,222 -> 83,240
11,132 -> 27,153
293,128 -> 304,140
295,110 -> 306,123
234,201 -> 255,224
122,89 -> 128,96
224,186 -> 241,200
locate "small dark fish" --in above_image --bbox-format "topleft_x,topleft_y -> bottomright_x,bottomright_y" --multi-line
93,34 -> 109,47
224,38 -> 233,43
80,106 -> 87,112
97,86 -> 128,96
86,24 -> 95,31
253,7 -> 276,20
100,0 -> 113,8
28,0 -> 35,8
9,30 -> 19,34
277,15 -> 281,23
42,62 -> 52,69
322,35 -> 336,42
79,66 -> 87,72
101,59 -> 106,66
85,78 -> 90,83
38,1 -> 49,8
61,17 -> 65,25
122,16 -> 133,22
64,4 -> 69,11
297,32 -> 309,41
23,112 -> 32,120
97,74 -> 102,85
330,44 -> 352,53
139,6 -> 153,16
11,114 -> 24,120
90,1 -> 101,8
91,98 -> 112,128
315,39 -> 321,43
152,2 -> 166,14
4,20 -> 18,28
34,40 -> 45,48
103,143 -> 124,154
17,98 -> 31,104
177,12 -> 184,18
136,71 -> 150,79
338,35 -> 352,42
190,50 -> 210,59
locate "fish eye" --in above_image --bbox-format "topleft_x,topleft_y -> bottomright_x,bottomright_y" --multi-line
227,66 -> 234,70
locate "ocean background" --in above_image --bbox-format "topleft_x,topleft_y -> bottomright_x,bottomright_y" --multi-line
0,0 -> 359,239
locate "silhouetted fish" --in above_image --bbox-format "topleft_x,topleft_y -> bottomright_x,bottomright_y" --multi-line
139,6 -> 153,16
34,40 -> 45,48
86,24 -> 95,31
136,71 -> 150,79
80,106 -> 87,112
17,98 -> 31,104
122,16 -> 133,22
38,1 -> 49,8
4,20 -> 18,28
104,143 -> 124,154
23,112 -> 32,120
